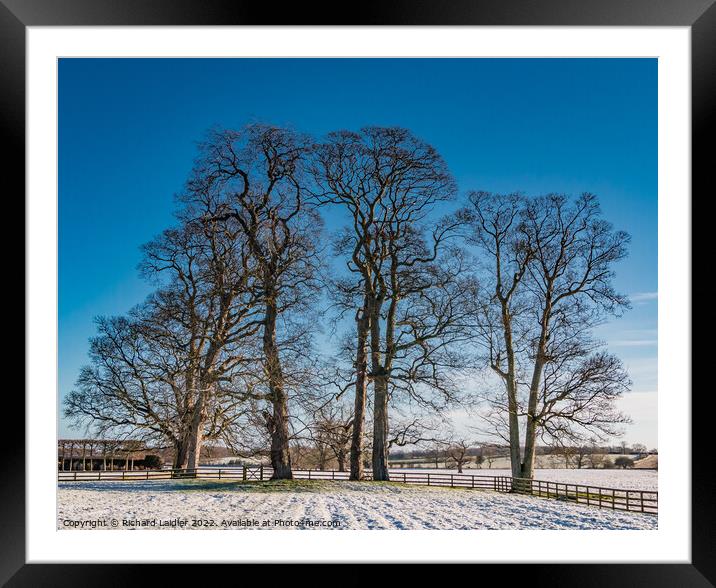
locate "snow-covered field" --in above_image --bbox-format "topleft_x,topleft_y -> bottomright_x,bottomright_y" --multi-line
58,479 -> 657,530
395,468 -> 658,491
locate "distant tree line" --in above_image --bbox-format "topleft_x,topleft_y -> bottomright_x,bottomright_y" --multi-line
65,123 -> 633,481
388,441 -> 654,471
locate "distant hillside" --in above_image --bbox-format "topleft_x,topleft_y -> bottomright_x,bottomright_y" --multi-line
633,454 -> 658,469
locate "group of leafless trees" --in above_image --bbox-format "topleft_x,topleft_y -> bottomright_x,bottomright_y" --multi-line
65,123 -> 632,481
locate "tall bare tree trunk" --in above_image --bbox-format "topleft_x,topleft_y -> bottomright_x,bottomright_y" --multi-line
186,393 -> 205,472
501,304 -> 523,480
521,418 -> 538,478
349,304 -> 370,481
521,355 -> 545,479
174,436 -> 190,469
172,404 -> 196,470
521,317 -> 549,479
264,298 -> 292,480
371,374 -> 390,481
370,292 -> 390,482
174,368 -> 198,470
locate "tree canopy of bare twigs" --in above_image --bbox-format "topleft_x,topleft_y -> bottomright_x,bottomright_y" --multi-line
180,124 -> 324,478
464,191 -> 632,479
66,217 -> 265,468
65,123 -> 639,481
311,127 -> 474,480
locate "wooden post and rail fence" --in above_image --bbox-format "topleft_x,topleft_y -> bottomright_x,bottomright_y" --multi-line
57,466 -> 658,515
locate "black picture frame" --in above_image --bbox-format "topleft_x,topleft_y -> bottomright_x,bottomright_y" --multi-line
5,0 -> 710,584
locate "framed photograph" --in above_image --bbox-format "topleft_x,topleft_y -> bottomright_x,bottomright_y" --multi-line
8,0 -> 710,583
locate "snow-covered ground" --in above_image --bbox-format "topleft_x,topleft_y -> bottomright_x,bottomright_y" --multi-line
394,468 -> 658,491
58,480 -> 656,530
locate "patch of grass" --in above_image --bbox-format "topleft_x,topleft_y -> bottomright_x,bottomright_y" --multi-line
174,479 -> 339,493
170,478 -> 437,493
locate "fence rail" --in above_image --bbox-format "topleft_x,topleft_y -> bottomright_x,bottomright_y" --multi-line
57,466 -> 657,515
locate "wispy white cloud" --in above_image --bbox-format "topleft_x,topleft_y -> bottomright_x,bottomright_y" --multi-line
622,357 -> 658,392
612,339 -> 658,347
630,291 -> 658,304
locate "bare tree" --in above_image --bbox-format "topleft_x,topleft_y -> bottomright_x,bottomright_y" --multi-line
479,444 -> 505,469
138,220 -> 264,469
551,444 -> 576,468
586,453 -> 607,469
428,440 -> 446,468
573,445 -> 591,469
445,438 -> 473,473
632,443 -> 647,457
66,125 -> 323,475
466,192 -> 632,479
464,191 -> 531,478
65,217 -> 264,469
184,124 -> 322,479
310,401 -> 354,472
64,314 -> 185,464
312,127 -> 469,481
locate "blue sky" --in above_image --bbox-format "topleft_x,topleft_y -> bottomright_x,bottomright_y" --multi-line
59,58 -> 658,446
